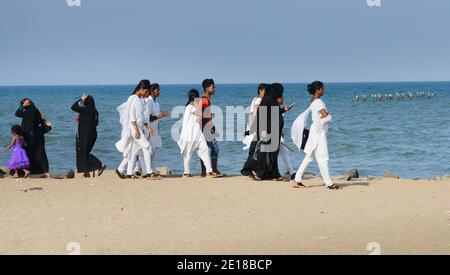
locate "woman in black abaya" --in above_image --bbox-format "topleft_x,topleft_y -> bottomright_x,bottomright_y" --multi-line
251,83 -> 288,181
71,94 -> 106,178
15,98 -> 50,177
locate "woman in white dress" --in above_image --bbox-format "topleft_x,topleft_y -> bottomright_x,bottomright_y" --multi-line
291,81 -> 339,190
178,89 -> 220,178
115,80 -> 154,179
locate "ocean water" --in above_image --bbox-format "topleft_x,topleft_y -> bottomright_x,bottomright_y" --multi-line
0,82 -> 449,179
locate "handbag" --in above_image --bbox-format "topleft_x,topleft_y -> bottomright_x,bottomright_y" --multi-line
42,119 -> 52,134
300,129 -> 310,150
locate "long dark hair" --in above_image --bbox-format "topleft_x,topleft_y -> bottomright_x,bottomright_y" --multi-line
133,79 -> 151,95
307,81 -> 324,95
11,125 -> 25,137
186,89 -> 200,106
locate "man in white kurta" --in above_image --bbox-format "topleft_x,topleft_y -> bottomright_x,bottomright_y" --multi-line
293,98 -> 333,186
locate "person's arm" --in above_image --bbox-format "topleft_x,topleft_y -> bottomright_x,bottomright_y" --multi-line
319,109 -> 332,124
71,99 -> 88,114
144,123 -> 153,138
15,105 -> 27,118
0,138 -> 15,153
150,111 -> 169,122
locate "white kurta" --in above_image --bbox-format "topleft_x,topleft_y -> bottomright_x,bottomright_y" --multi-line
116,95 -> 152,175
303,99 -> 330,160
243,97 -> 262,150
178,105 -> 206,156
146,97 -> 162,149
116,95 -> 139,157
178,104 -> 212,174
291,98 -> 333,186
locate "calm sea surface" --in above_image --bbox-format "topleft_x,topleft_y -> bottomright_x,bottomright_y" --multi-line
0,82 -> 449,179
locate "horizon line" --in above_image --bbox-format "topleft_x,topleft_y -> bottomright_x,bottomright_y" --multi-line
1,80 -> 450,87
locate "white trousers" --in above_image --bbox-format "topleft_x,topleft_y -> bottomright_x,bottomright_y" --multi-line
126,128 -> 152,176
118,158 -> 128,174
295,150 -> 333,187
280,144 -> 294,175
150,147 -> 159,173
182,142 -> 212,174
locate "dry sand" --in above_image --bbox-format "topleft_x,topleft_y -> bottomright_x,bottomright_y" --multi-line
0,172 -> 449,255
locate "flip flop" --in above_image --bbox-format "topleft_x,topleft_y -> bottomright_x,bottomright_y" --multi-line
293,181 -> 306,188
98,165 -> 107,177
115,169 -> 126,179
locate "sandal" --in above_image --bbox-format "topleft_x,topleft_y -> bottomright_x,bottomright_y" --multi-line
98,165 -> 107,177
292,181 -> 306,188
252,171 -> 263,181
115,169 -> 126,179
327,184 -> 340,190
207,172 -> 221,178
148,173 -> 162,180
183,174 -> 192,178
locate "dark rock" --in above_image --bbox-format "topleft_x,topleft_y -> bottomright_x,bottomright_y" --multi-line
344,169 -> 359,181
156,167 -> 171,176
67,170 -> 75,179
384,172 -> 400,179
0,167 -> 9,176
52,170 -> 75,180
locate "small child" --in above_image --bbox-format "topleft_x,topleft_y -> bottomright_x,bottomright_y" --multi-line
0,125 -> 30,178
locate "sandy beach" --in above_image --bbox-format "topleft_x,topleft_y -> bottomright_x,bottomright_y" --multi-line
0,172 -> 449,255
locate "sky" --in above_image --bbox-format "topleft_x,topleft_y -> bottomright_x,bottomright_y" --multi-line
0,0 -> 449,85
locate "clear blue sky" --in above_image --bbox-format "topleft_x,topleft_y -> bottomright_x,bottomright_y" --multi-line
1,0 -> 449,85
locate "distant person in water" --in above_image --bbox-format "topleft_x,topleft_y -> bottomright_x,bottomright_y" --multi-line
115,80 -> 154,179
71,94 -> 106,178
178,89 -> 220,178
15,98 -> 50,178
199,79 -> 225,177
291,81 -> 339,190
146,83 -> 169,176
0,125 -> 30,178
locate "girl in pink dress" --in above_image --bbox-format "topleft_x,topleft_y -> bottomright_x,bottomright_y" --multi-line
0,125 -> 30,178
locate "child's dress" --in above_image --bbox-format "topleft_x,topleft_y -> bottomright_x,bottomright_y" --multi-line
6,139 -> 30,170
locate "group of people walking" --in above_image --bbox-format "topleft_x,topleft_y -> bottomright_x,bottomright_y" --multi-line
1,79 -> 339,190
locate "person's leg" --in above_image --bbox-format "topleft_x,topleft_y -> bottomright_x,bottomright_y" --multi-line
183,151 -> 193,175
200,141 -> 212,177
197,142 -> 213,174
142,147 -> 153,176
294,154 -> 314,183
280,144 -> 295,175
209,139 -> 221,174
241,140 -> 258,176
127,144 -> 139,176
134,155 -> 142,175
316,155 -> 333,187
151,148 -> 158,173
118,158 -> 128,174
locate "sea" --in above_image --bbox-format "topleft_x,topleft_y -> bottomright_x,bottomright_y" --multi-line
0,82 -> 449,179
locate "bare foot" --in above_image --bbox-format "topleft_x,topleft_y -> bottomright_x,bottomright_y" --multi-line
23,170 -> 30,178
